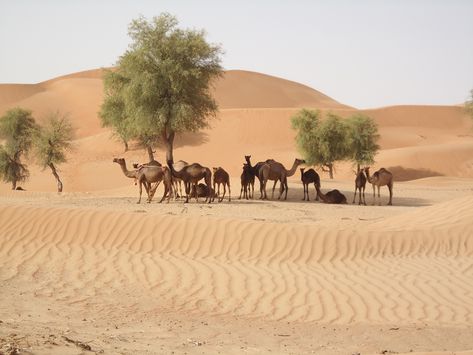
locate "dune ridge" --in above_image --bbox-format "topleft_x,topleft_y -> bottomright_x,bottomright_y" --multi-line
1,199 -> 472,324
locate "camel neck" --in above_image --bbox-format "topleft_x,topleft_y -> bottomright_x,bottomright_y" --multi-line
119,161 -> 136,178
286,160 -> 299,177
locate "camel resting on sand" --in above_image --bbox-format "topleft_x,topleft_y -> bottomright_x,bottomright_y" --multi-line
190,183 -> 216,199
167,160 -> 212,203
315,185 -> 347,204
364,167 -> 393,205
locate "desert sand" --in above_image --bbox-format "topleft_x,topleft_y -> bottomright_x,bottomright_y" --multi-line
1,69 -> 473,354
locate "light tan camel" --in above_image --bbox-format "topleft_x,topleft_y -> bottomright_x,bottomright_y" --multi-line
239,163 -> 254,200
212,167 -> 231,202
364,167 -> 393,205
315,186 -> 347,204
353,169 -> 367,205
300,168 -> 320,201
167,160 -> 212,203
259,159 -> 305,200
136,165 -> 173,204
114,157 -> 154,189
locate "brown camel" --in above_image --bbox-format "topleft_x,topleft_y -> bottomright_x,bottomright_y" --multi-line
300,168 -> 320,201
170,160 -> 188,200
364,167 -> 393,205
212,167 -> 231,202
259,158 -> 305,200
244,155 -> 275,199
167,160 -> 212,203
190,183 -> 216,199
114,158 -> 154,189
353,169 -> 367,205
239,163 -> 254,200
315,186 -> 347,204
113,158 -> 172,203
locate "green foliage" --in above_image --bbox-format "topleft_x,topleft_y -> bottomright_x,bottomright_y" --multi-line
0,107 -> 38,154
0,107 -> 38,188
346,114 -> 380,167
291,109 -> 380,177
35,113 -> 74,168
0,145 -> 29,186
100,13 -> 223,161
290,109 -> 322,166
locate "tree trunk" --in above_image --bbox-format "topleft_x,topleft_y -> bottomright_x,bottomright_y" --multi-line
163,130 -> 175,164
12,180 -> 17,190
48,163 -> 63,192
357,163 -> 360,173
123,140 -> 129,153
327,163 -> 334,179
146,146 -> 155,162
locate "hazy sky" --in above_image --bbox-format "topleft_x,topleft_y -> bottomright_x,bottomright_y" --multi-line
1,0 -> 472,108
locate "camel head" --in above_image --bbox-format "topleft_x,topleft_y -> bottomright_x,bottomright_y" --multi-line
295,158 -> 306,165
212,167 -> 219,174
132,163 -> 139,169
113,158 -> 125,164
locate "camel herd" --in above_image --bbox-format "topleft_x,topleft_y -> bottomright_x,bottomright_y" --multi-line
113,156 -> 394,205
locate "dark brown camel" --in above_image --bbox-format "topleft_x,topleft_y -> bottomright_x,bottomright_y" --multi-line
244,155 -> 274,199
300,168 -> 320,201
259,158 -> 305,200
364,167 -> 393,205
353,169 -> 367,205
190,183 -> 216,199
315,186 -> 347,204
239,164 -> 254,200
167,160 -> 212,203
212,167 -> 231,202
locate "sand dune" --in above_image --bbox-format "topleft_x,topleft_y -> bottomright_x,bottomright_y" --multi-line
1,68 -> 473,354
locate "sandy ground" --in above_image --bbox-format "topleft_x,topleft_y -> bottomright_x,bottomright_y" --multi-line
1,69 -> 473,354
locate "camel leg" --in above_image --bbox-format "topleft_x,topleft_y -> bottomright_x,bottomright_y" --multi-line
137,181 -> 144,204
184,182 -> 190,203
220,183 -> 226,202
284,178 -> 288,200
250,182 -> 254,199
271,180 -> 278,200
372,184 -> 376,205
362,186 -> 366,205
278,179 -> 284,200
388,183 -> 393,205
239,184 -> 243,199
377,185 -> 381,206
352,186 -> 357,204
194,183 -> 199,203
314,183 -> 319,201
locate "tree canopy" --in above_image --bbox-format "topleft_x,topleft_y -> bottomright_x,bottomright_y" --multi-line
0,108 -> 38,189
291,109 -> 380,178
34,113 -> 74,192
346,114 -> 380,171
100,13 -> 223,163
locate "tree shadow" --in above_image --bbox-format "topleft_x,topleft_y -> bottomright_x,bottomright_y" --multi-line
386,166 -> 443,182
173,131 -> 209,149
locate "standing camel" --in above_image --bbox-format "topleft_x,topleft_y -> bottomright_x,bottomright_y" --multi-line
353,169 -> 367,205
239,164 -> 254,200
300,168 -> 320,201
171,160 -> 188,199
259,159 -> 305,200
315,186 -> 347,204
167,160 -> 212,203
136,165 -> 173,204
212,167 -> 231,202
114,158 -> 153,192
364,167 -> 393,205
244,155 -> 275,199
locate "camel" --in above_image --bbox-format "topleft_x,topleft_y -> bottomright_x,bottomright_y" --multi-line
353,169 -> 367,205
315,186 -> 347,204
135,165 -> 173,204
212,167 -> 231,202
167,160 -> 212,203
300,168 -> 320,201
170,160 -> 188,199
364,167 -> 393,205
113,158 -> 171,203
259,158 -> 305,200
239,163 -> 254,200
244,155 -> 275,199
190,183 -> 216,199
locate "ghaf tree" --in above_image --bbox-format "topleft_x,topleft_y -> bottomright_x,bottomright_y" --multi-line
100,13 -> 223,164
